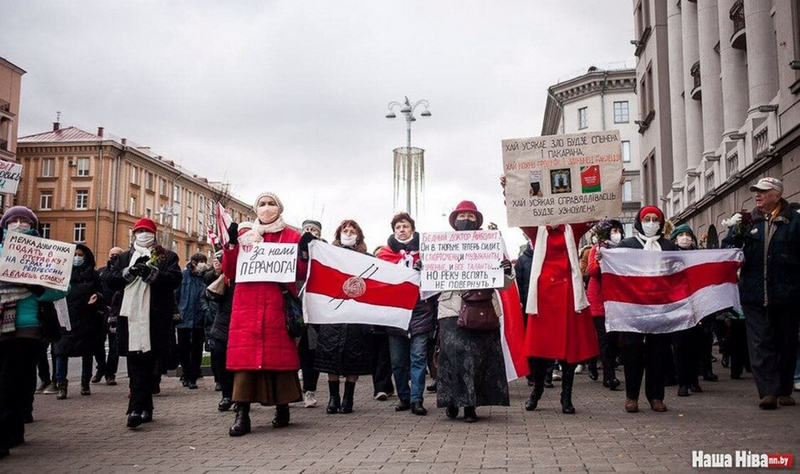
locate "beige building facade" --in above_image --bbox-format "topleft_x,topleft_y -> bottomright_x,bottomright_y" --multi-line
16,124 -> 254,266
0,57 -> 26,211
542,67 -> 642,236
633,0 -> 800,242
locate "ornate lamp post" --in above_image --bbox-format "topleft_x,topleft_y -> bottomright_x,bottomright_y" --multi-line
386,97 -> 432,216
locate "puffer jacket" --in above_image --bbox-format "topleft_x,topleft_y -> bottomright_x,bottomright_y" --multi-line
722,199 -> 800,309
176,266 -> 211,329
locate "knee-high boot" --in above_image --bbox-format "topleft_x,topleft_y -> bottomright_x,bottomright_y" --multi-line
525,358 -> 550,411
561,363 -> 576,414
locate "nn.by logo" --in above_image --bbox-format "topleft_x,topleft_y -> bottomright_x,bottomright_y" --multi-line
692,451 -> 794,468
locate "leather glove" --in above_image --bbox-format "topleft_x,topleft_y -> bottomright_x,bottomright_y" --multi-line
413,260 -> 423,271
501,259 -> 512,276
28,285 -> 46,296
227,222 -> 239,247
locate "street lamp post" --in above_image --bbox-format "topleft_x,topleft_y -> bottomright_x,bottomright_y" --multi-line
386,96 -> 432,215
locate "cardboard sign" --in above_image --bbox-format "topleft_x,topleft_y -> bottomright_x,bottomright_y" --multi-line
0,161 -> 23,195
0,233 -> 76,291
420,231 -> 505,291
502,130 -> 623,227
236,243 -> 298,283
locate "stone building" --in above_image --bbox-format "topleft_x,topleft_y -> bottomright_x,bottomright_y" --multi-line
16,123 -> 253,265
0,57 -> 26,211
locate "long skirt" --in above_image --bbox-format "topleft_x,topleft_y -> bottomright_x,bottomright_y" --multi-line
232,370 -> 302,406
436,317 -> 509,408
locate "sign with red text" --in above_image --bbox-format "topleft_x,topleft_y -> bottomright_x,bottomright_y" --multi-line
420,231 -> 505,291
0,233 -> 76,291
0,161 -> 23,195
502,130 -> 623,227
236,243 -> 298,283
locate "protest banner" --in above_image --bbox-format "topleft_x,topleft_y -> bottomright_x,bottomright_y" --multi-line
0,233 -> 76,291
0,161 -> 23,195
236,242 -> 298,283
502,130 -> 623,227
420,230 -> 505,291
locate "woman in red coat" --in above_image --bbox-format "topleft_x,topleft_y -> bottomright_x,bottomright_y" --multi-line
521,222 -> 599,414
223,192 -> 308,436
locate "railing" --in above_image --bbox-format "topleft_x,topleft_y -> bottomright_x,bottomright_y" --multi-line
688,186 -> 697,204
753,125 -> 770,159
705,172 -> 716,192
726,152 -> 739,177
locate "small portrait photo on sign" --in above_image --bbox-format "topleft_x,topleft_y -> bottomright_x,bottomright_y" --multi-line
550,168 -> 572,194
528,170 -> 543,197
580,165 -> 602,193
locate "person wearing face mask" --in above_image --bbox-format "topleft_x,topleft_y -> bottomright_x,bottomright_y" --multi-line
585,220 -> 624,391
108,217 -> 182,429
223,192 -> 308,436
297,220 -> 324,408
0,207 -> 68,459
615,206 -> 679,413
377,213 -> 438,415
435,201 -> 514,422
52,245 -> 104,399
313,220 -> 379,415
175,253 -> 211,390
95,247 -> 124,386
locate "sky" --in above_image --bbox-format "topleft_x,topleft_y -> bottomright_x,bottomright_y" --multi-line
2,0 -> 635,254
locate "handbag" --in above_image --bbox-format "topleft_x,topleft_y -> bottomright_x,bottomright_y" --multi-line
279,283 -> 304,338
457,289 -> 499,331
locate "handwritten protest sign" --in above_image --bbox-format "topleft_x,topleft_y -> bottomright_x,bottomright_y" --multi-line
502,130 -> 623,227
0,233 -> 76,291
236,243 -> 298,283
420,231 -> 505,291
0,161 -> 23,195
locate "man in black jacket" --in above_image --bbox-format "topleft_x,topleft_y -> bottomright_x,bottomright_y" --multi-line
95,247 -> 124,385
722,177 -> 800,410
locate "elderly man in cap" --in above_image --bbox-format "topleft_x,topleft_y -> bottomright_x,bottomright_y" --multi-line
723,177 -> 800,410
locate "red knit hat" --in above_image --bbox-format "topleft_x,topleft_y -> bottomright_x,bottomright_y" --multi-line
449,201 -> 484,229
638,205 -> 664,222
133,217 -> 157,234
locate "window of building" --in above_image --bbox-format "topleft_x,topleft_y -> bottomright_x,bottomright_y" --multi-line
624,223 -> 634,238
130,166 -> 139,185
146,208 -> 152,219
646,66 -> 654,114
74,223 -> 86,243
76,190 -> 89,210
40,223 -> 51,239
173,184 -> 181,203
614,101 -> 630,123
77,157 -> 90,177
622,181 -> 633,202
186,190 -> 192,208
42,158 -> 55,177
578,107 -> 588,129
129,196 -> 137,215
186,216 -> 192,234
146,172 -> 154,190
622,141 -> 631,163
40,191 -> 53,210
173,207 -> 180,230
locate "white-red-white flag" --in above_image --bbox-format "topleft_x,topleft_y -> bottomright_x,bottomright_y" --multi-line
214,203 -> 233,247
303,240 -> 421,330
600,248 -> 743,334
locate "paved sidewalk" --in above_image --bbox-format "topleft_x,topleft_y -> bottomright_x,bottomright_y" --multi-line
2,361 -> 797,473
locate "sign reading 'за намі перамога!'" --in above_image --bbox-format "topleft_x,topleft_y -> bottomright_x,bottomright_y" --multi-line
0,233 -> 76,291
235,242 -> 298,283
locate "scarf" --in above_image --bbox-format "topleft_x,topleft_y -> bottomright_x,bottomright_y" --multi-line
0,282 -> 32,334
120,244 -> 152,352
526,225 -> 588,315
386,233 -> 420,268
238,216 -> 287,246
634,234 -> 662,251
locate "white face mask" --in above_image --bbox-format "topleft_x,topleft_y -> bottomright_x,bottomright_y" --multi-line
676,235 -> 693,249
591,236 -> 599,245
340,234 -> 357,247
641,221 -> 660,238
195,262 -> 207,272
7,222 -> 31,233
135,231 -> 156,248
610,232 -> 622,244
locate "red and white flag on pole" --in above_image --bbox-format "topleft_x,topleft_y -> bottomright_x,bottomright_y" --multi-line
498,283 -> 530,381
214,202 -> 233,247
303,240 -> 421,330
600,248 -> 744,334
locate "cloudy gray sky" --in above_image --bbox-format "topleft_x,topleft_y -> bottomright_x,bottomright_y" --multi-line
3,0 -> 635,252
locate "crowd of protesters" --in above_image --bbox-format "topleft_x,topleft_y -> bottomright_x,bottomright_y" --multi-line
0,175 -> 798,457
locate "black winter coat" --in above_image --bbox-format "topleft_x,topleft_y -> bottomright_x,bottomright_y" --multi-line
722,199 -> 800,309
515,244 -> 533,310
108,246 -> 182,356
616,213 -> 679,251
99,261 -> 123,332
206,274 -> 235,344
53,244 -> 104,357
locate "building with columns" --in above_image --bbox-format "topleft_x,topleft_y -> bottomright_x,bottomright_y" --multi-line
16,123 -> 254,266
542,66 -> 642,236
0,57 -> 26,211
633,0 -> 800,242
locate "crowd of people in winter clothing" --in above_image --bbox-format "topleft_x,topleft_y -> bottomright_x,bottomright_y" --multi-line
0,174 -> 798,457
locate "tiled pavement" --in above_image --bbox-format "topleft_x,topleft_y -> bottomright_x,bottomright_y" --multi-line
2,361 -> 797,473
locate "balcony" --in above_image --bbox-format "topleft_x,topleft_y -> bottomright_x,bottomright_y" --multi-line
753,124 -> 770,159
730,0 -> 746,50
690,61 -> 702,100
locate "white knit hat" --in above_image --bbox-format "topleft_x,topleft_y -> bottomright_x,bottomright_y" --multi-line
253,192 -> 284,215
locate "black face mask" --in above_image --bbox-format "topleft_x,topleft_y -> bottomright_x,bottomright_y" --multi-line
454,219 -> 478,231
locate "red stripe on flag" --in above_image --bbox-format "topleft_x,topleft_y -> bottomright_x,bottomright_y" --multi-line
306,260 -> 419,310
602,261 -> 739,305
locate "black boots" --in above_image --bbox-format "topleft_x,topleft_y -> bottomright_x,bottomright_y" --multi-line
56,380 -> 68,400
229,403 -> 251,436
272,404 -> 290,428
446,406 -> 459,419
525,387 -> 544,411
526,358 -> 549,411
327,380 -> 341,414
127,412 -> 143,429
463,406 -> 478,422
80,378 -> 91,396
339,381 -> 355,414
560,363 -> 576,414
218,397 -> 233,412
410,401 -> 427,416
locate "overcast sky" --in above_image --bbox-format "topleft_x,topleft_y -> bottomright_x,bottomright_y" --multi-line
2,0 -> 635,253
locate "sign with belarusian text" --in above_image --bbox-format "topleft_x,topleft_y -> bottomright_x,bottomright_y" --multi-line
236,243 -> 298,283
0,233 -> 76,291
420,231 -> 505,291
